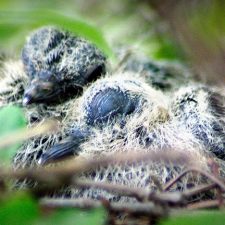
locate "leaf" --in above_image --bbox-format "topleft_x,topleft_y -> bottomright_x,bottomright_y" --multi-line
144,36 -> 184,61
160,210 -> 225,225
0,192 -> 39,225
0,9 -> 115,60
0,190 -> 106,225
0,106 -> 27,164
37,207 -> 106,225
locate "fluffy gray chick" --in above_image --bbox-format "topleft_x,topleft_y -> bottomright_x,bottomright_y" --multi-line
38,76 -> 225,166
14,74 -> 225,202
22,26 -> 106,105
37,75 -> 216,202
120,53 -> 195,91
170,85 -> 225,160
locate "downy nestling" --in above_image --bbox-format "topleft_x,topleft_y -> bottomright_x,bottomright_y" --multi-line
39,75 -> 225,166
36,74 -> 225,201
22,26 -> 106,105
11,71 -> 225,201
0,25 -> 224,202
171,85 -> 225,160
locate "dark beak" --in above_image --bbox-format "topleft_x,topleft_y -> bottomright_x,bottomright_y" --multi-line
38,127 -> 92,165
23,79 -> 55,105
22,94 -> 33,106
38,139 -> 81,165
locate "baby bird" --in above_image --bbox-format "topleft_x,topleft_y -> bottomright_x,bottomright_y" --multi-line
120,53 -> 195,91
39,74 -> 168,164
14,73 -> 225,202
36,74 -> 223,201
171,85 -> 225,160
39,76 -> 225,166
22,26 -> 106,105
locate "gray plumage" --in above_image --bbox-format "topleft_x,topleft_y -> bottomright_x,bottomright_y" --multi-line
35,74 -> 225,202
22,26 -> 106,105
0,31 -> 224,203
38,74 -> 168,164
120,53 -> 195,91
171,85 -> 225,159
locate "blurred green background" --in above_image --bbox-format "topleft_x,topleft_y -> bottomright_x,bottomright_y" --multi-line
1,0 -> 224,85
0,0 -> 183,61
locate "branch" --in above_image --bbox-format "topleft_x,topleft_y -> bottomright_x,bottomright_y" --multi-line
75,179 -> 185,205
40,198 -> 167,217
163,167 -> 225,192
0,150 -> 193,187
0,119 -> 59,150
187,199 -> 225,210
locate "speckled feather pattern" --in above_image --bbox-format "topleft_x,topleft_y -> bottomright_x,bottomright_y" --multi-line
0,38 -> 225,202
22,26 -> 106,85
79,74 -> 168,127
0,60 -> 28,106
171,86 -> 225,159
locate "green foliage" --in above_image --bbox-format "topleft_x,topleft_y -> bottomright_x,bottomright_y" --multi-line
0,192 -> 39,225
160,210 -> 225,225
0,106 -> 27,165
0,9 -> 115,60
189,0 -> 225,49
38,207 -> 106,225
144,36 -> 184,61
0,192 -> 106,225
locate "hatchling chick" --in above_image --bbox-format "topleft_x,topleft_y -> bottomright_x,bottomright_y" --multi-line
39,75 -> 225,165
1,25 -> 109,141
33,74 -> 225,202
38,73 -> 169,165
22,26 -> 106,105
1,25 -> 108,158
170,85 -> 225,160
0,59 -> 28,107
118,51 -> 196,91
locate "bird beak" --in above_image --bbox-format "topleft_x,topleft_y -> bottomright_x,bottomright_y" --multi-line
22,95 -> 32,106
23,79 -> 55,105
22,84 -> 37,106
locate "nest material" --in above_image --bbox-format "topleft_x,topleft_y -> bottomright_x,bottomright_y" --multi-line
0,58 -> 224,203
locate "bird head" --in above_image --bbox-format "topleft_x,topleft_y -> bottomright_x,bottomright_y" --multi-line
23,70 -> 62,105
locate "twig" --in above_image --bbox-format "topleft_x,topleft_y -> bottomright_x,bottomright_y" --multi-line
40,198 -> 167,217
0,120 -> 59,150
163,167 -> 225,192
208,159 -> 224,209
75,179 -> 185,205
76,179 -> 225,206
183,183 -> 217,199
40,198 -> 102,209
75,179 -> 148,201
0,150 -> 193,187
187,199 -> 225,210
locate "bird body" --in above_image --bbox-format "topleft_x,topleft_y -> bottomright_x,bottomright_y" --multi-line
22,26 -> 106,105
0,26 -> 224,202
171,85 -> 225,159
120,52 -> 195,91
35,74 -> 224,201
